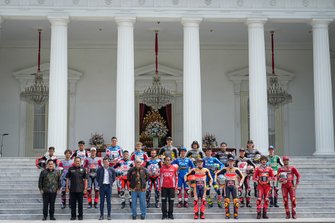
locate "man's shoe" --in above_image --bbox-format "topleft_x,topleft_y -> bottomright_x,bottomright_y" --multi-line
194,212 -> 199,219
70,217 -> 76,220
42,217 -> 47,221
155,202 -> 160,208
87,203 -> 92,209
141,215 -> 145,220
246,202 -> 252,208
218,202 -> 222,208
162,215 -> 167,220
132,215 -> 136,220
121,202 -> 126,209
177,201 -> 182,208
99,216 -> 104,220
208,202 -> 213,208
146,202 -> 150,208
107,215 -> 112,220
184,201 -> 189,208
263,210 -> 269,219
286,213 -> 291,219
240,202 -> 245,207
78,216 -> 83,220
200,212 -> 205,219
168,214 -> 174,219
61,203 -> 66,209
256,212 -> 261,219
225,214 -> 230,219
50,217 -> 56,220
94,203 -> 98,209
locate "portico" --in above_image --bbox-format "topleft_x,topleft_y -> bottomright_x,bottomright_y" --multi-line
0,0 -> 334,156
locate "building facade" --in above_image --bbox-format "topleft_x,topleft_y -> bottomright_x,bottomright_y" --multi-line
0,0 -> 335,157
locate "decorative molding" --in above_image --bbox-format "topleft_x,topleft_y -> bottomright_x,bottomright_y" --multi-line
0,0 -> 334,21
135,63 -> 182,95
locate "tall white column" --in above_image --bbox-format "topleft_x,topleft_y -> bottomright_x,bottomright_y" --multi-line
311,19 -> 335,156
247,18 -> 269,154
115,17 -> 136,152
181,18 -> 203,149
47,16 -> 69,156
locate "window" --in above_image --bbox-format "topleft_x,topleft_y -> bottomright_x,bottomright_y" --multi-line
33,104 -> 47,150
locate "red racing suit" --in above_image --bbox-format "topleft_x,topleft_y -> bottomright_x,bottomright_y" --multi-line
84,156 -> 102,205
253,165 -> 274,213
277,166 -> 301,218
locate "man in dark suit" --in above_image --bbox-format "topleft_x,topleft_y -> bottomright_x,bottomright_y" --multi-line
96,157 -> 116,220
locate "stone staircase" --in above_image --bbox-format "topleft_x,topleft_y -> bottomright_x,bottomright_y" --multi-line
0,157 -> 335,220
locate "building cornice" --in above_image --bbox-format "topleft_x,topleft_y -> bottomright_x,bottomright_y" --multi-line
0,0 -> 334,21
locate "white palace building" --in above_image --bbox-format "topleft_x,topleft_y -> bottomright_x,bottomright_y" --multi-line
1,0 -> 335,157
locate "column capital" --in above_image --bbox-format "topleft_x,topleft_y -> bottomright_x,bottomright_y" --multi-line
48,15 -> 69,26
310,19 -> 332,28
246,18 -> 267,27
115,17 -> 136,26
181,17 -> 202,27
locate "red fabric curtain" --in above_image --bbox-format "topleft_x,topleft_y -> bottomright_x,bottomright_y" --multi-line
139,103 -> 146,132
165,104 -> 172,133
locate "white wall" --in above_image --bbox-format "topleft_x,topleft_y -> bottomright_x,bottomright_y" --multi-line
0,43 -> 321,157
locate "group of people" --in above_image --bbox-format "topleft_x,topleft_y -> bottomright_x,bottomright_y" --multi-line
37,137 -> 301,221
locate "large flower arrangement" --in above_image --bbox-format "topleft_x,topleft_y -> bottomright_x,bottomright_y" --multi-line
202,133 -> 218,148
145,121 -> 168,138
89,132 -> 104,146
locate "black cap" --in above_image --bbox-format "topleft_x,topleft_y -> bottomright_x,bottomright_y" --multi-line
239,148 -> 245,152
247,140 -> 254,144
166,136 -> 172,141
228,156 -> 235,161
78,140 -> 85,145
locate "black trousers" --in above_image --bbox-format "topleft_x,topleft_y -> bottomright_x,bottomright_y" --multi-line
161,188 -> 175,217
70,192 -> 84,218
42,192 -> 57,218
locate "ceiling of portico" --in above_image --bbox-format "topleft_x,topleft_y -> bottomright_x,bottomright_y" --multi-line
1,19 -> 335,49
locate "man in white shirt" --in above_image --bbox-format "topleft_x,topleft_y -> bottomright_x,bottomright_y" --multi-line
96,157 -> 116,220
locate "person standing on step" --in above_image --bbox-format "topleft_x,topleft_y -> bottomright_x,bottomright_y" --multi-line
235,148 -> 255,208
185,158 -> 212,219
158,136 -> 178,161
113,150 -> 133,209
267,145 -> 283,207
215,142 -> 231,167
277,156 -> 301,219
203,148 -> 224,208
172,147 -> 194,208
58,149 -> 73,209
127,158 -> 149,220
71,141 -> 89,166
216,155 -> 244,219
130,141 -> 149,166
146,149 -> 162,208
245,140 -> 262,198
38,159 -> 61,221
253,156 -> 274,219
66,157 -> 88,221
186,140 -> 204,166
96,156 -> 116,220
160,156 -> 178,219
84,147 -> 102,209
36,146 -> 59,169
106,137 -> 123,167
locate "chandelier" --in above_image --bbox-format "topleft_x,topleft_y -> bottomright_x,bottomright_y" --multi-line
140,30 -> 174,110
267,31 -> 292,108
20,29 -> 48,105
